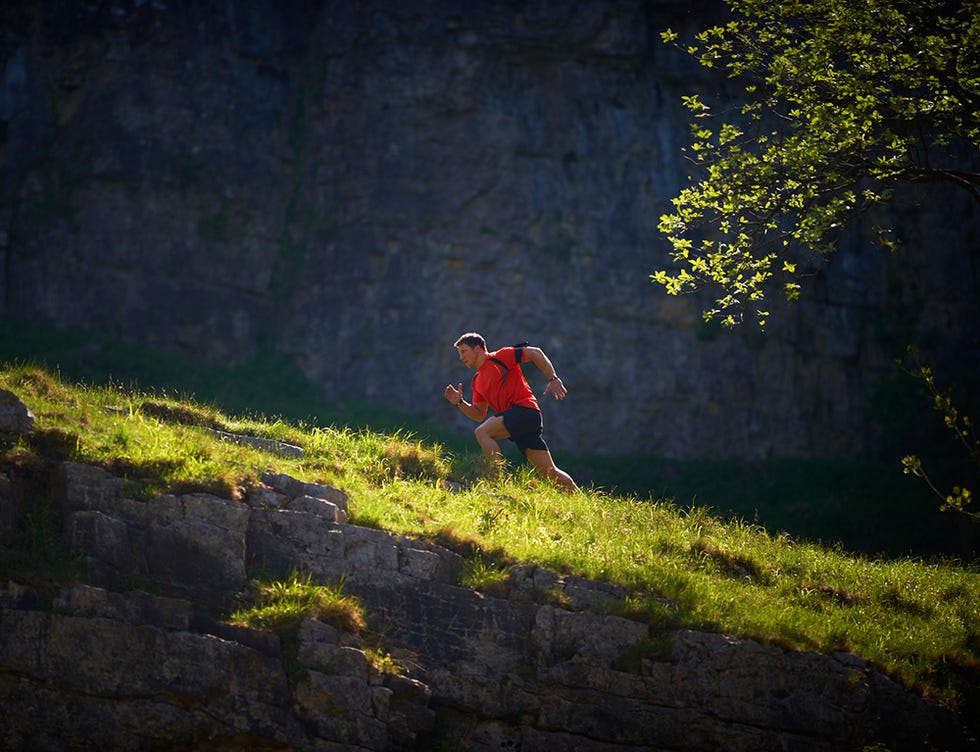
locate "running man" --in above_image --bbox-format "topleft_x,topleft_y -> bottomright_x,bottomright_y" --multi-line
444,332 -> 578,492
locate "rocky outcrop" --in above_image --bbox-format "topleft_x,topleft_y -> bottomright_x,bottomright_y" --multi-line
2,462 -> 428,752
0,389 -> 34,435
0,587 -> 432,752
1,0 -> 977,460
0,390 -> 32,546
0,461 -> 970,751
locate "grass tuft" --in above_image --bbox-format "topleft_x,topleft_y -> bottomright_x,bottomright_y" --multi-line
229,570 -> 364,635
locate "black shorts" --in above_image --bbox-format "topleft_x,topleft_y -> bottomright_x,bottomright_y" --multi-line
501,405 -> 549,455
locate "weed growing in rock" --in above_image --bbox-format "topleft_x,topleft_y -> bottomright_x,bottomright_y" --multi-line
229,570 -> 364,634
459,556 -> 510,597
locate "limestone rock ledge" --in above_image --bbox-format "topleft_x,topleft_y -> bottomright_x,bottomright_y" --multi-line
0,462 -> 971,751
0,588 -> 430,751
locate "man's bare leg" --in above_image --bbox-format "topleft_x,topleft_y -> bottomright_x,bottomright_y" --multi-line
525,448 -> 579,493
475,417 -> 577,491
474,416 -> 510,477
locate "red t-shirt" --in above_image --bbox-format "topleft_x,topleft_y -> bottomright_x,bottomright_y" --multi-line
471,346 -> 540,414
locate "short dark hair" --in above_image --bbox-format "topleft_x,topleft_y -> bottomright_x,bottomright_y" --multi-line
454,332 -> 486,351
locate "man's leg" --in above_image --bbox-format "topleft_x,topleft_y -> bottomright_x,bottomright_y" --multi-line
474,416 -> 510,475
524,448 -> 579,493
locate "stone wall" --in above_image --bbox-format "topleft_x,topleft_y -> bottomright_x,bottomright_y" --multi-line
1,0 -> 978,458
0,460 -> 970,751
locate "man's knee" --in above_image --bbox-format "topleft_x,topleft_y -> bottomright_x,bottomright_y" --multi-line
476,417 -> 507,441
474,423 -> 503,455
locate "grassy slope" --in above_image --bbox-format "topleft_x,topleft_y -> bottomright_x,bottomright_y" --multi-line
0,315 -> 970,559
1,362 -> 978,723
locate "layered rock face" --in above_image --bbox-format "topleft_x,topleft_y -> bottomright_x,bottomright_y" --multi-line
1,0 -> 977,457
0,459 -> 971,751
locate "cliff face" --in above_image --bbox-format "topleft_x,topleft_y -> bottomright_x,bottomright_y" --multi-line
2,0 -> 978,458
1,458 -> 970,751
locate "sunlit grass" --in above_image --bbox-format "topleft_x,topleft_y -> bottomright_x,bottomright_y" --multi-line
2,363 -> 978,713
229,570 -> 364,634
226,570 -> 409,677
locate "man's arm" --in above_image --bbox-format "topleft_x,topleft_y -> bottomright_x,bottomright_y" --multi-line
523,346 -> 568,401
444,383 -> 489,421
457,399 -> 489,422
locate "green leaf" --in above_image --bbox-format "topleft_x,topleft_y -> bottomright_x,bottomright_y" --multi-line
654,0 -> 980,325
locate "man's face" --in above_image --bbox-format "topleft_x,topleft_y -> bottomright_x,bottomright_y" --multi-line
456,344 -> 481,369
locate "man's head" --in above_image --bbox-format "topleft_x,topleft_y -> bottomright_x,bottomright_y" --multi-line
454,332 -> 487,369
454,332 -> 486,351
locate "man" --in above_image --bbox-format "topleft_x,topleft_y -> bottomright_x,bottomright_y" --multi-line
444,332 -> 578,492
